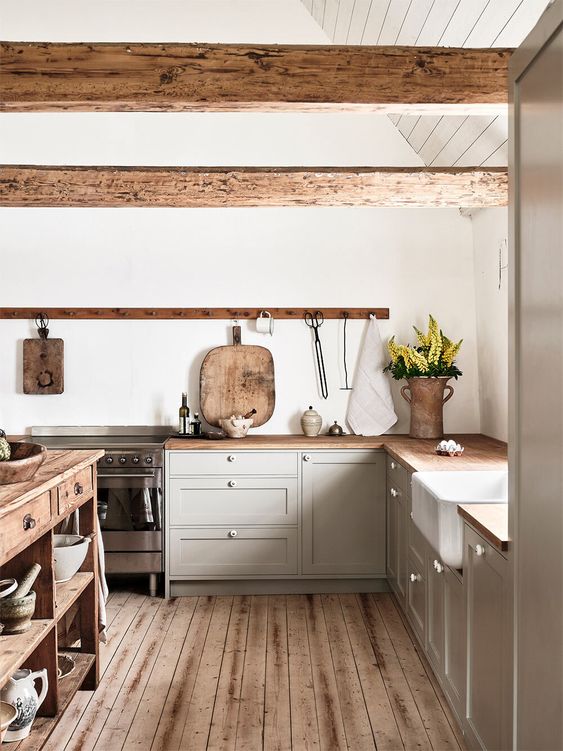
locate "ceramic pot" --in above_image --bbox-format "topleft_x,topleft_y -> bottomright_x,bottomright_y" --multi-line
1,668 -> 48,742
0,702 -> 17,744
0,591 -> 36,634
400,377 -> 454,439
301,407 -> 322,437
218,418 -> 253,439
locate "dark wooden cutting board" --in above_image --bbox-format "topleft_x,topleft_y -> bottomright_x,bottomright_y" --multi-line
200,326 -> 275,427
23,338 -> 64,394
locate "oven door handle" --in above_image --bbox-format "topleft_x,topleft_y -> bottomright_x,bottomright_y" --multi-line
97,471 -> 157,478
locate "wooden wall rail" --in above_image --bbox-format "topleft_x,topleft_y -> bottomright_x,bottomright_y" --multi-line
0,43 -> 511,114
0,166 -> 508,208
0,308 -> 389,320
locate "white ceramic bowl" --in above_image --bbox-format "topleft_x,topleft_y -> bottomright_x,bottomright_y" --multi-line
53,535 -> 91,583
1,701 -> 17,743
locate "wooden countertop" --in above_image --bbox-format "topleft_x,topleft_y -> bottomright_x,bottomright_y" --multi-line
458,503 -> 509,552
0,449 -> 104,519
165,433 -> 507,473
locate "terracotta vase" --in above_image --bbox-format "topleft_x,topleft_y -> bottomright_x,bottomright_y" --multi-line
400,377 -> 454,439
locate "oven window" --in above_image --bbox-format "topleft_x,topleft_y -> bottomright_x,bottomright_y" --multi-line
98,487 -> 162,531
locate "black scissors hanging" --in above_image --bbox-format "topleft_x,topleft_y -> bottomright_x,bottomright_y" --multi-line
304,310 -> 329,399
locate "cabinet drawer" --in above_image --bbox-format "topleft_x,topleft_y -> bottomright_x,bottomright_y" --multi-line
57,466 -> 93,516
168,451 -> 297,477
386,455 -> 408,491
169,527 -> 298,577
0,490 -> 51,560
169,477 -> 298,526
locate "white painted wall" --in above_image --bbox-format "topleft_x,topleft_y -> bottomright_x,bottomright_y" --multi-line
0,208 -> 478,436
472,207 -> 509,441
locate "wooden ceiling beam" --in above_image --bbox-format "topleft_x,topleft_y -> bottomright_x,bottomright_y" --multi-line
0,165 -> 508,208
0,43 -> 511,114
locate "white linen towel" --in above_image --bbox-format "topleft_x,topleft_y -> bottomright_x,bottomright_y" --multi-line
346,315 -> 398,435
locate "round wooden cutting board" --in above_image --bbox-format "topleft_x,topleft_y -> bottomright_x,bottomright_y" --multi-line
199,326 -> 275,427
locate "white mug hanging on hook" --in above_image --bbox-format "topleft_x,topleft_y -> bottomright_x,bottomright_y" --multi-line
256,310 -> 274,335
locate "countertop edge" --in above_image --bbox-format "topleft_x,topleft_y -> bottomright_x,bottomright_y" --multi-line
458,503 -> 509,553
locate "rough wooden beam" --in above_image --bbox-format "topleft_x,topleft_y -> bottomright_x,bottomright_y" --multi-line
0,165 -> 508,208
0,43 -> 511,114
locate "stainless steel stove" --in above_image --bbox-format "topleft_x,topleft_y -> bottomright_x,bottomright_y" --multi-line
31,426 -> 172,596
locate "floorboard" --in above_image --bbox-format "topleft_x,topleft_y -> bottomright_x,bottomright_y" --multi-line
52,588 -> 464,751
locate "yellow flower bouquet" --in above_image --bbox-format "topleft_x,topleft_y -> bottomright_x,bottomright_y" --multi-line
384,315 -> 463,380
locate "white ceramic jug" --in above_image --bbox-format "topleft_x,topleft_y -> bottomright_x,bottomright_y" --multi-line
1,668 -> 48,742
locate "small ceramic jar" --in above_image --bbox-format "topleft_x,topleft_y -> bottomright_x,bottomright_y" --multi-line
301,406 -> 322,437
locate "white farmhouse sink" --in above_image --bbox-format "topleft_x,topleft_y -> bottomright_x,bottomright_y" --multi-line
411,471 -> 508,568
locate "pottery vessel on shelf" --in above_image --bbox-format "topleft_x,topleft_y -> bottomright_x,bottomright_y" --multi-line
0,591 -> 36,635
301,407 -> 322,437
53,534 -> 91,583
400,376 -> 454,439
1,668 -> 48,742
0,702 -> 17,744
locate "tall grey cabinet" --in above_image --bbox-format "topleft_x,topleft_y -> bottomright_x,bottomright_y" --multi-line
511,3 -> 563,748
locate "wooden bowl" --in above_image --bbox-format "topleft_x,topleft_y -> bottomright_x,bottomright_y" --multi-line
0,442 -> 47,485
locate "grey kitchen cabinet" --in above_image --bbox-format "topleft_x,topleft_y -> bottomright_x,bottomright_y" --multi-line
443,565 -> 466,724
386,458 -> 407,608
302,451 -> 386,576
406,554 -> 426,644
465,525 -> 510,751
426,549 -> 445,674
169,526 -> 298,577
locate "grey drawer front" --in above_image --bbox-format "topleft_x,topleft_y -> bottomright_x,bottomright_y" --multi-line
168,451 -> 297,477
386,455 -> 408,491
169,477 -> 298,526
169,527 -> 298,576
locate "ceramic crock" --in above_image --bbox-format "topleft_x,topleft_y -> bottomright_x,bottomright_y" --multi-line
1,668 -> 48,742
301,406 -> 322,436
400,376 -> 454,439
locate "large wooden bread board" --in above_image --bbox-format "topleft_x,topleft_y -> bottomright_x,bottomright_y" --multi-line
200,326 -> 275,427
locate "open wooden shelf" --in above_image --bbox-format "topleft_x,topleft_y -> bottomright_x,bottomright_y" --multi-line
55,572 -> 94,623
0,620 -> 54,688
12,651 -> 96,751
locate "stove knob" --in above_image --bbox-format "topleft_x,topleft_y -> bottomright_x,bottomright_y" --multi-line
132,456 -> 140,464
145,456 -> 153,465
119,456 -> 127,465
105,456 -> 114,464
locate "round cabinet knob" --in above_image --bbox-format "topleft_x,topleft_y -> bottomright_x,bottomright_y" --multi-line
303,454 -> 312,462
74,482 -> 84,496
228,530 -> 238,538
390,487 -> 398,497
228,455 -> 236,463
391,461 -> 396,470
105,456 -> 114,464
132,456 -> 140,464
410,511 -> 414,520
22,514 -> 36,531
119,456 -> 127,464
228,480 -> 237,488
433,560 -> 444,574
145,456 -> 153,464
410,573 -> 418,583
475,544 -> 486,557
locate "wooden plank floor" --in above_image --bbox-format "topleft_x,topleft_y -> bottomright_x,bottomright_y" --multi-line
44,590 -> 465,751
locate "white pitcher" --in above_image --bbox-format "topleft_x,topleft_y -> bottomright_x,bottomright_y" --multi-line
1,668 -> 48,742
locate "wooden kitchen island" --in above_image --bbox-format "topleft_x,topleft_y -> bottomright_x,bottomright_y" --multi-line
0,448 -> 103,750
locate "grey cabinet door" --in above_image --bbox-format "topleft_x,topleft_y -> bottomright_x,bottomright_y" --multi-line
465,526 -> 510,751
511,6 -> 563,748
427,551 -> 445,674
443,565 -> 465,723
302,451 -> 385,576
407,554 -> 426,644
386,482 -> 399,591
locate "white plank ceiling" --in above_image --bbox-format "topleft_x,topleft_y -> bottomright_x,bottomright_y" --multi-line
301,0 -> 549,165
